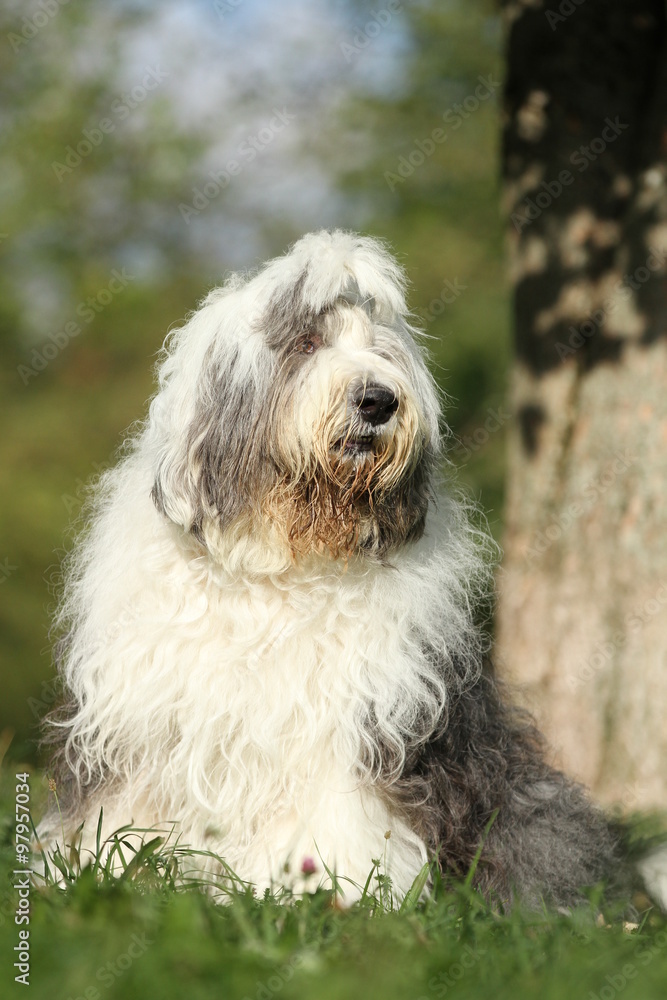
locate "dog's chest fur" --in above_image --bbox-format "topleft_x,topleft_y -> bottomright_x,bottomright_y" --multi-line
150,555 -> 433,894
65,522 -> 455,896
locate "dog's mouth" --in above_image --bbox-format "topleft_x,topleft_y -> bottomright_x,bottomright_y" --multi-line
332,434 -> 376,456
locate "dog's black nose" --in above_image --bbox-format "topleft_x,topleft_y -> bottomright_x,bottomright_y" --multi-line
353,384 -> 399,426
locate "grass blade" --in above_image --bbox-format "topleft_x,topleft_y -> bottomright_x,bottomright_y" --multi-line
399,861 -> 432,913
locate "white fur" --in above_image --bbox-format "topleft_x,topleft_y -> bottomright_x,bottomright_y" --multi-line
41,231 -> 491,901
638,846 -> 667,913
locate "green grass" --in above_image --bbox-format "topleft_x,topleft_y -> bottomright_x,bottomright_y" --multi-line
1,765 -> 667,1000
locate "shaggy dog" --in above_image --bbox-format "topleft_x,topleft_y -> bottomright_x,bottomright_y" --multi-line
41,230 -> 638,907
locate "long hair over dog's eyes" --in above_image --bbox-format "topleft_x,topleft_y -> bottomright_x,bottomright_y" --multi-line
295,332 -> 323,355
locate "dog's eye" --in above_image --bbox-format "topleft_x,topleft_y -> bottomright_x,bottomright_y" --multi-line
296,333 -> 323,355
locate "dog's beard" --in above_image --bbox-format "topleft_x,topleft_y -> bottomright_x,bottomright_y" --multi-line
264,402 -> 428,561
266,451 -> 379,561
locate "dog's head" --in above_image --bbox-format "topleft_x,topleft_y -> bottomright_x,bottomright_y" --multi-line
150,231 -> 442,568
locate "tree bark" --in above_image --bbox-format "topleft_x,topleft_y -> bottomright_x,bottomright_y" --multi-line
496,0 -> 667,809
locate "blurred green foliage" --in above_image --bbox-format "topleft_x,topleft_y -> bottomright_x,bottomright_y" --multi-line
0,0 -> 509,760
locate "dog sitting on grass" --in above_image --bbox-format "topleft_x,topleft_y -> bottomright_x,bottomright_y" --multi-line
39,230 -> 662,908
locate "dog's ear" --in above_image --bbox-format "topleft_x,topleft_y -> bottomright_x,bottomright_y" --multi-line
150,353 -> 273,542
150,408 -> 220,541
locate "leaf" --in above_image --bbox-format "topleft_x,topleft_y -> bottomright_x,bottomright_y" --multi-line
465,808 -> 499,888
399,862 -> 432,913
91,806 -> 104,878
119,835 -> 165,880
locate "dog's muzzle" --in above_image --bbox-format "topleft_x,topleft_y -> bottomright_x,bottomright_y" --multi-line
333,383 -> 399,455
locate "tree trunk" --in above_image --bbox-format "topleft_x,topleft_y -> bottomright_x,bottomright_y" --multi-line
496,0 -> 667,809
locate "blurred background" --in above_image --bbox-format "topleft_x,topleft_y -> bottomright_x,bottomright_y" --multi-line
0,0 -> 507,762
